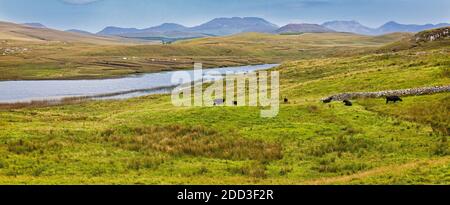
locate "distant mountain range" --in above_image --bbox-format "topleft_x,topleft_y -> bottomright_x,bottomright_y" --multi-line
22,23 -> 47,29
275,23 -> 335,34
375,21 -> 450,34
98,27 -> 141,36
23,18 -> 450,40
322,20 -> 450,35
187,17 -> 279,36
65,29 -> 93,35
322,21 -> 373,35
97,17 -> 279,39
97,18 -> 449,38
97,23 -> 189,36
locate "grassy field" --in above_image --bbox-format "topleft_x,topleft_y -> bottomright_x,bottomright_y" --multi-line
0,29 -> 410,80
0,35 -> 448,184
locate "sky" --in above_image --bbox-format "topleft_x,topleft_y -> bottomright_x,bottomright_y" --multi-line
0,0 -> 449,32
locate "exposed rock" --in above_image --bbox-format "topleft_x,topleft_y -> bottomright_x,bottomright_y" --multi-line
415,27 -> 450,43
0,47 -> 30,55
322,85 -> 450,102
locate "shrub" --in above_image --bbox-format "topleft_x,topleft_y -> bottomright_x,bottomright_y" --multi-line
234,162 -> 267,178
5,138 -> 64,155
126,156 -> 166,170
313,156 -> 369,174
279,166 -> 293,176
90,166 -> 107,177
0,160 -> 8,169
6,140 -> 40,154
307,105 -> 319,113
31,166 -> 46,177
98,125 -> 283,161
441,68 -> 450,78
197,166 -> 209,175
308,135 -> 373,157
432,136 -> 449,156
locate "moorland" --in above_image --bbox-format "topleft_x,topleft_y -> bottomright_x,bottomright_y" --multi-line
0,21 -> 449,184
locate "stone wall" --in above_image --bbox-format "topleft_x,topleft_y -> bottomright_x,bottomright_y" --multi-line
322,85 -> 450,102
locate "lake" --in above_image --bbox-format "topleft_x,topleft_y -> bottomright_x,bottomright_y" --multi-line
0,64 -> 278,103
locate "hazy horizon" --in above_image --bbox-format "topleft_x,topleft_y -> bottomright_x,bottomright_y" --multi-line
0,0 -> 449,33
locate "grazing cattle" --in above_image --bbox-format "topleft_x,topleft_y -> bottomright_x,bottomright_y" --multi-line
284,97 -> 289,104
386,96 -> 403,104
343,100 -> 353,106
322,97 -> 332,104
233,101 -> 238,106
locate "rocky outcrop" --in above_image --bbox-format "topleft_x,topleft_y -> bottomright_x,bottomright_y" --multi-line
415,27 -> 450,42
322,85 -> 450,102
1,47 -> 30,55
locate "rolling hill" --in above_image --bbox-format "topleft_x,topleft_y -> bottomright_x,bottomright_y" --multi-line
0,21 -> 410,80
378,26 -> 450,52
0,21 -> 149,45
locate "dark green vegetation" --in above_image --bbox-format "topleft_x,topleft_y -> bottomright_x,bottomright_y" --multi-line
0,30 -> 448,184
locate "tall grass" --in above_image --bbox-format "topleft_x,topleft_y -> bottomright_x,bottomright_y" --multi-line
98,125 -> 282,161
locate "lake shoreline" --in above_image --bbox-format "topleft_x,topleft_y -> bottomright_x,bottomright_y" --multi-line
0,62 -> 281,82
0,64 -> 279,106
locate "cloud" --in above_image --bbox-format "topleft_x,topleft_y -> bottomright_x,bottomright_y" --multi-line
61,0 -> 102,5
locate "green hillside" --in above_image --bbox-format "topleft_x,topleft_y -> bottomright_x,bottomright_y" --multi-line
0,32 -> 448,184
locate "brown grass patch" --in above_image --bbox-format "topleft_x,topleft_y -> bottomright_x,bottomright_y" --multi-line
99,125 -> 283,161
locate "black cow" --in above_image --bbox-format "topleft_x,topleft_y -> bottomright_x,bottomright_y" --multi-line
343,100 -> 353,106
322,97 -> 332,104
284,97 -> 289,104
233,101 -> 238,106
386,96 -> 403,104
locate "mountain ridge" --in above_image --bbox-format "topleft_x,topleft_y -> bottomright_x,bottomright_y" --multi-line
376,21 -> 450,34
10,18 -> 450,39
66,29 -> 93,35
275,23 -> 335,34
97,17 -> 280,39
22,23 -> 47,29
98,18 -> 449,37
188,17 -> 279,36
322,20 -> 375,35
323,20 -> 450,35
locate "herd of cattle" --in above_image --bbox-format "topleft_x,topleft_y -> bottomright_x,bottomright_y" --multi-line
214,95 -> 404,107
211,85 -> 449,107
321,95 -> 403,107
